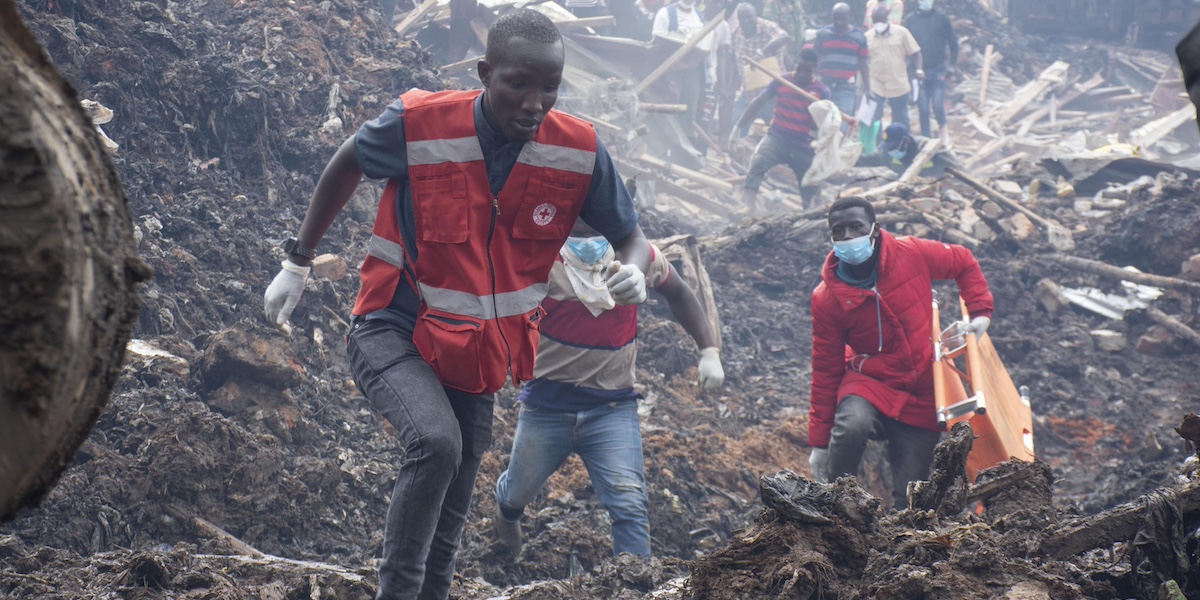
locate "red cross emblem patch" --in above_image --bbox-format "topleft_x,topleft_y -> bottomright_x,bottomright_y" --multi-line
532,203 -> 556,226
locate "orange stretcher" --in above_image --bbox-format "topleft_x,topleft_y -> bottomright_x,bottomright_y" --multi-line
932,297 -> 1036,482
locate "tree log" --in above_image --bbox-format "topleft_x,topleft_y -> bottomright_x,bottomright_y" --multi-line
1047,254 -> 1200,296
1040,478 -> 1200,559
0,2 -> 149,522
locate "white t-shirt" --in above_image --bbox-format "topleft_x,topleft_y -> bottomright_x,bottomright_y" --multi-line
652,2 -> 705,38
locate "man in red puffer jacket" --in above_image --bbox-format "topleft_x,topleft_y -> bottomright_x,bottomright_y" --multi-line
807,196 -> 993,509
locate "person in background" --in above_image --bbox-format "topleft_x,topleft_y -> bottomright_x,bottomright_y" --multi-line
862,0 -> 902,29
808,196 -> 993,510
263,10 -> 651,599
493,221 -> 724,559
864,5 -> 920,132
728,49 -> 829,213
652,0 -> 714,135
808,2 -> 869,115
875,122 -> 958,176
760,0 -> 805,64
728,2 -> 793,136
904,0 -> 959,143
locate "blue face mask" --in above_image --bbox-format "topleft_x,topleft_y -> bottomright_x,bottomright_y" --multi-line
888,148 -> 906,160
832,226 -> 877,265
566,236 -> 609,264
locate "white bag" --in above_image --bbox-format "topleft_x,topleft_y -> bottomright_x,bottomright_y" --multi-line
802,99 -> 863,186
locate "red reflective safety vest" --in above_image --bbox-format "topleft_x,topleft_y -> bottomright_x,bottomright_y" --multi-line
352,89 -> 596,394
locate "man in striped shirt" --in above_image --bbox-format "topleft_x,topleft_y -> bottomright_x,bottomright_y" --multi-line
809,2 -> 870,115
493,221 -> 724,558
729,49 -> 830,213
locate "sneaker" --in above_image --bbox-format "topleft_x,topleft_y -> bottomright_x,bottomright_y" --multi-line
939,126 -> 951,147
493,507 -> 522,556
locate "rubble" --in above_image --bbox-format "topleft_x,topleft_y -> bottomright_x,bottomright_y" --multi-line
3,0 -> 1200,598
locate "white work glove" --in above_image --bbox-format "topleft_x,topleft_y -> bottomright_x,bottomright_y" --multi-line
605,260 -> 647,305
697,347 -> 724,390
962,316 -> 991,338
809,447 -> 830,483
264,259 -> 310,334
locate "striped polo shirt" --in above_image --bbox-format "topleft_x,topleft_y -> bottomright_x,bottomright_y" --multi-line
811,25 -> 869,83
768,75 -> 831,145
519,244 -> 671,411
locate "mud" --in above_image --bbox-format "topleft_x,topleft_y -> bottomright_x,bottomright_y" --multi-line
3,0 -> 1200,598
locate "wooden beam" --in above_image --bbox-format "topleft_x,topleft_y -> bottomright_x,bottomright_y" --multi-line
945,167 -> 1075,251
1044,255 -> 1200,296
978,44 -> 994,106
554,15 -> 616,29
439,55 -> 481,72
997,61 -> 1070,124
636,153 -> 735,194
1041,478 -> 1200,559
745,57 -> 852,122
394,0 -> 440,37
640,102 -> 689,114
898,137 -> 942,184
633,9 -> 727,96
961,135 -> 1009,169
1131,105 -> 1196,148
1013,74 -> 1105,137
1147,307 -> 1200,346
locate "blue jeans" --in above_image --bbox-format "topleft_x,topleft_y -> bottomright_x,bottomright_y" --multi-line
347,319 -> 494,600
917,67 -> 947,136
496,401 -> 650,557
827,395 -> 941,510
823,79 -> 857,116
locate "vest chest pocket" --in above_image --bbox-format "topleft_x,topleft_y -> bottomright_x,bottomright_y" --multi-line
413,306 -> 487,393
412,170 -> 469,244
512,177 -> 580,241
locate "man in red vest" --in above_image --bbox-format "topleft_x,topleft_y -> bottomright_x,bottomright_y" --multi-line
263,9 -> 650,599
728,48 -> 830,213
807,197 -> 993,509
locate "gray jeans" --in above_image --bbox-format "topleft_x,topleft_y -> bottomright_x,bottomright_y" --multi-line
347,319 -> 494,600
827,395 -> 941,509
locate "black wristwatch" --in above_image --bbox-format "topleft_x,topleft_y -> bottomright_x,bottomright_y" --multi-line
283,237 -> 317,260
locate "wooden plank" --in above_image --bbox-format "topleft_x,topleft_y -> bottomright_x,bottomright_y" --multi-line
554,15 -> 616,29
978,44 -> 994,106
1130,104 -> 1196,148
1045,255 -> 1200,296
961,135 -> 1009,169
632,9 -> 727,96
636,153 -> 735,194
945,167 -> 1075,251
394,0 -> 440,37
997,61 -> 1070,125
439,55 -> 482,72
640,102 -> 689,114
898,137 -> 942,184
970,151 -> 1028,177
1013,74 -> 1105,137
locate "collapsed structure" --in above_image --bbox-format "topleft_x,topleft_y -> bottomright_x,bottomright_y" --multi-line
2,0 -> 1199,598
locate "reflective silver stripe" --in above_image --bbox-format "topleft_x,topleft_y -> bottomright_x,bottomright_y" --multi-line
419,283 -> 548,320
367,234 -> 406,268
407,137 -> 484,165
517,141 -> 595,175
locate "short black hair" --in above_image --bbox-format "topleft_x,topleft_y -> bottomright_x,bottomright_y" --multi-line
828,196 -> 876,222
798,48 -> 818,64
486,9 -> 562,62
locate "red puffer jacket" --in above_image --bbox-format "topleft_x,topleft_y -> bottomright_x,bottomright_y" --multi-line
808,230 -> 993,448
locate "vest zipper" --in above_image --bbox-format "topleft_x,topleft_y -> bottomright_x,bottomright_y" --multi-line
487,196 -> 514,380
872,285 -> 883,352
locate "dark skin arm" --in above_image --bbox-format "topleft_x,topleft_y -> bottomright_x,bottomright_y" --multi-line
609,224 -> 652,274
760,32 -> 792,58
731,86 -> 775,138
655,263 -> 716,349
292,136 -> 362,267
